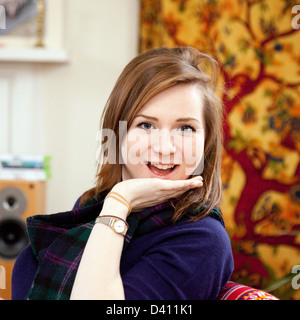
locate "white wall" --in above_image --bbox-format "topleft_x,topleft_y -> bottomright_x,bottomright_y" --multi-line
43,0 -> 139,213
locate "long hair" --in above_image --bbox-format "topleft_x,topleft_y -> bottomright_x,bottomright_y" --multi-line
80,46 -> 224,223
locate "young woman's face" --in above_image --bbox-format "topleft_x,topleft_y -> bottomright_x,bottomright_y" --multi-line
121,83 -> 205,181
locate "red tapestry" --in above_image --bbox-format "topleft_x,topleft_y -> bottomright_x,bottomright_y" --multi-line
139,0 -> 300,299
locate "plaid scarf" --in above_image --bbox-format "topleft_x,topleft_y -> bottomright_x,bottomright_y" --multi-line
25,192 -> 224,300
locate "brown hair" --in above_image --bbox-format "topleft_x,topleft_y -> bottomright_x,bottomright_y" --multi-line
80,46 -> 224,223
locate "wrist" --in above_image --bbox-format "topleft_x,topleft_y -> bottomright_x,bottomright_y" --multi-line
101,196 -> 129,220
110,183 -> 137,210
95,215 -> 128,236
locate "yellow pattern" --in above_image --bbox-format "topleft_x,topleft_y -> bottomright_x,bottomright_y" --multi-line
140,0 -> 300,299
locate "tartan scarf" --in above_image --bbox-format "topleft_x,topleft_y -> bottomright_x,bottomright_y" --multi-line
25,192 -> 224,300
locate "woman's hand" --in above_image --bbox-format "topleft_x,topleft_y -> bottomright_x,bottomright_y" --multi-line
111,176 -> 203,212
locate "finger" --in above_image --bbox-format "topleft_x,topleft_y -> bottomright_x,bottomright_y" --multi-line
188,179 -> 203,188
161,178 -> 203,191
181,176 -> 203,187
189,175 -> 203,181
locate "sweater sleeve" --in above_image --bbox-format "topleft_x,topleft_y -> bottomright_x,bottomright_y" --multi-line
11,245 -> 38,300
122,216 -> 234,300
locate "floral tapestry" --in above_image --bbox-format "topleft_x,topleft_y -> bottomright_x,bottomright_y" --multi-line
139,0 -> 300,299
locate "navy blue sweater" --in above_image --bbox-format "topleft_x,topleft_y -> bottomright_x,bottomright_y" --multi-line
12,213 -> 233,300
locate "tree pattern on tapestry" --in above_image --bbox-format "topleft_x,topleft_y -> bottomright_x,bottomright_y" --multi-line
139,0 -> 300,299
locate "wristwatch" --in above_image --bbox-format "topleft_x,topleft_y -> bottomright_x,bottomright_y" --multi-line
95,215 -> 128,236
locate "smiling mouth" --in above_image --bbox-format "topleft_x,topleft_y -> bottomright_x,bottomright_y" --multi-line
146,162 -> 177,176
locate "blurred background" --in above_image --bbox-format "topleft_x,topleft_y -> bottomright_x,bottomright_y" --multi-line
0,0 -> 299,300
0,0 -> 139,300
0,0 -> 139,212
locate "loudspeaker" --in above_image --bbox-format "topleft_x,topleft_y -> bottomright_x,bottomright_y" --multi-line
0,180 -> 46,300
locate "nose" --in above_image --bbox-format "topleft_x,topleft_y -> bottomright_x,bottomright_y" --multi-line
151,129 -> 177,156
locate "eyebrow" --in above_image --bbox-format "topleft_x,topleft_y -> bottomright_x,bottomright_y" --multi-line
135,114 -> 201,124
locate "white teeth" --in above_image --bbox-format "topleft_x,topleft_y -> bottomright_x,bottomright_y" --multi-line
150,163 -> 175,170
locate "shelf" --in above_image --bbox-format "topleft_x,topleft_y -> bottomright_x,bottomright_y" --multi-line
0,47 -> 69,63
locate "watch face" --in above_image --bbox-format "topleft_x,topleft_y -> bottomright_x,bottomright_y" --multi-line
114,220 -> 125,233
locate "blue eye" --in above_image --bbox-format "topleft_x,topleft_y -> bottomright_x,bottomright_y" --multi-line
137,122 -> 154,130
179,125 -> 195,132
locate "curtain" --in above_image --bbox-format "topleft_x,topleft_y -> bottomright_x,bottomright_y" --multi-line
139,0 -> 300,300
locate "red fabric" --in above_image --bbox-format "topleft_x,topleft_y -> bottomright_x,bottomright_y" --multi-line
217,281 -> 279,300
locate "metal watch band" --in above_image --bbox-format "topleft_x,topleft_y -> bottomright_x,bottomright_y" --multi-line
95,215 -> 128,236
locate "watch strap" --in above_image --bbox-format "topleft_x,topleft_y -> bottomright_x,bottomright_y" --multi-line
95,215 -> 128,236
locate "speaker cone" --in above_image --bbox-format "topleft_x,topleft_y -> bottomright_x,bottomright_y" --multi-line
0,187 -> 27,217
0,218 -> 29,260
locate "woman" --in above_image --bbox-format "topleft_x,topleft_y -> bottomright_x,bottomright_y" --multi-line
12,46 -> 233,300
